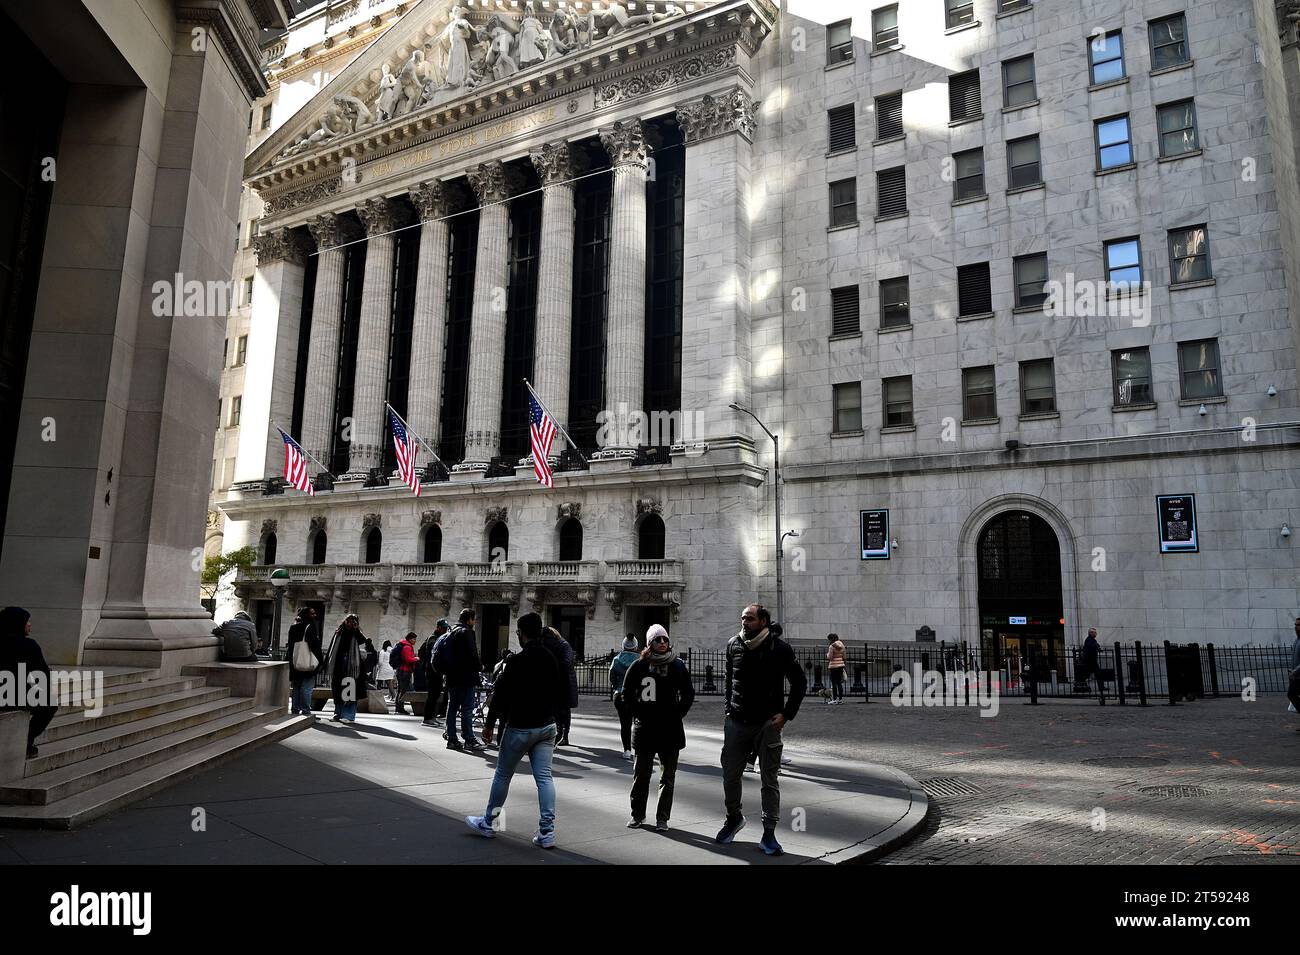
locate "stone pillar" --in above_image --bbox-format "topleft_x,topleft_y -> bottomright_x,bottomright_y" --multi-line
347,196 -> 410,477
232,228 -> 312,484
676,88 -> 760,451
598,119 -> 650,456
458,160 -> 521,470
528,141 -> 583,444
299,212 -> 358,474
406,180 -> 458,451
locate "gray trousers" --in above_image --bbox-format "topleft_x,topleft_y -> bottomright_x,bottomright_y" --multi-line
721,716 -> 783,827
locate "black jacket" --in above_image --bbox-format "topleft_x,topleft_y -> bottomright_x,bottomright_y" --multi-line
540,631 -> 579,709
724,628 -> 807,725
286,619 -> 323,676
486,639 -> 560,732
444,624 -> 482,688
624,656 -> 695,751
0,634 -> 50,712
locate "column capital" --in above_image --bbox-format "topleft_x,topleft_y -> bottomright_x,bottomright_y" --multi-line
675,87 -> 760,145
598,119 -> 650,169
467,160 -> 524,205
252,227 -> 312,266
357,196 -> 413,237
306,212 -> 360,250
530,140 -> 588,186
410,179 -> 465,220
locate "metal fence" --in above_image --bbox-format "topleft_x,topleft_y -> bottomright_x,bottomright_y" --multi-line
574,641 -> 1294,704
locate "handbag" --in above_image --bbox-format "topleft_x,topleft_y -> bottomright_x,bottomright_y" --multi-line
292,639 -> 318,671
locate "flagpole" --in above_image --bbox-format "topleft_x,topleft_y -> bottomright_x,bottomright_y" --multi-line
384,402 -> 446,468
524,378 -> 587,463
273,422 -> 334,477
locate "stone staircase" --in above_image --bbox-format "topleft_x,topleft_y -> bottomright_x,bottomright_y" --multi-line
0,666 -> 310,829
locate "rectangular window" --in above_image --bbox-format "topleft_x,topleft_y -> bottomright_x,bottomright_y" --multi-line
1168,225 -> 1211,284
877,166 -> 907,218
243,275 -> 254,306
828,104 -> 856,153
1002,55 -> 1036,108
834,381 -> 862,432
829,178 -> 857,227
1013,252 -> 1048,308
1019,359 -> 1056,414
1112,347 -> 1153,406
1104,237 -> 1142,289
222,338 -> 229,366
1090,29 -> 1125,84
879,276 -> 910,328
946,0 -> 974,29
229,395 -> 242,427
827,19 -> 853,64
1095,114 -> 1132,169
999,0 -> 1031,11
1157,99 -> 1199,157
235,334 -> 248,367
953,148 -> 985,200
1178,339 -> 1222,399
963,366 -> 997,420
1149,13 -> 1189,71
223,457 -> 236,490
1007,135 -> 1042,188
876,92 -> 903,140
260,104 -> 272,130
872,5 -> 899,52
957,262 -> 993,316
949,69 -> 982,122
831,285 -> 860,335
247,218 -> 259,248
882,376 -> 913,427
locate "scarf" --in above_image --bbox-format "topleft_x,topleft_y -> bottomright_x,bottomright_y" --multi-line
647,646 -> 678,673
327,626 -> 365,682
741,626 -> 770,651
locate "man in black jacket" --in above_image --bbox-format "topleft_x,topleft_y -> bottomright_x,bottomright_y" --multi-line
0,607 -> 56,758
716,603 -> 807,856
444,608 -> 483,751
467,611 -> 561,849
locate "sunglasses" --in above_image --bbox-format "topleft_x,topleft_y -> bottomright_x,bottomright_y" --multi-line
651,635 -> 669,644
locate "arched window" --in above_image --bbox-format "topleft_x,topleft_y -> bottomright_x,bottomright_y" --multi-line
364,526 -> 382,564
488,522 -> 509,562
423,525 -> 442,563
637,514 -> 665,560
558,518 -> 583,561
262,533 -> 277,565
310,530 -> 327,565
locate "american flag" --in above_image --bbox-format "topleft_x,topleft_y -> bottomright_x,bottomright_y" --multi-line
278,429 -> 315,496
389,408 -> 421,497
528,390 -> 558,488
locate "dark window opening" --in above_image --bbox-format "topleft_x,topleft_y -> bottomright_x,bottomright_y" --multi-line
423,525 -> 442,563
501,180 -> 543,460
488,522 -> 509,562
558,518 -> 583,561
438,205 -> 479,462
645,120 -> 685,426
384,224 -> 419,472
330,238 -> 367,475
638,514 -> 666,560
364,527 -> 382,564
569,153 -> 612,453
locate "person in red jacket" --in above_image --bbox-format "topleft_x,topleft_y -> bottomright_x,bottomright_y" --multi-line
395,631 -> 420,715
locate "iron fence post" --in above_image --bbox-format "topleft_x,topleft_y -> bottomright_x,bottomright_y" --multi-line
1206,643 -> 1220,698
1164,640 -> 1177,706
1026,641 -> 1039,705
1134,640 -> 1148,706
1114,642 -> 1125,706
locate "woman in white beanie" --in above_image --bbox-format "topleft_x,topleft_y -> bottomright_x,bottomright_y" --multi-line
622,624 -> 695,831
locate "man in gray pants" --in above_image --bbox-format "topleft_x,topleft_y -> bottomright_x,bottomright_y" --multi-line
716,603 -> 807,856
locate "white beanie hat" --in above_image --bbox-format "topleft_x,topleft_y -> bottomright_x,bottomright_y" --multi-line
646,624 -> 670,644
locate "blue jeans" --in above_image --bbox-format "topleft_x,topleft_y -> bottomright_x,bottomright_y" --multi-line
445,685 -> 476,743
336,698 -> 358,721
291,674 -> 314,715
485,724 -> 557,834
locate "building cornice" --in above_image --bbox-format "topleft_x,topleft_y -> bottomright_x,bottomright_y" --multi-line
176,0 -> 276,99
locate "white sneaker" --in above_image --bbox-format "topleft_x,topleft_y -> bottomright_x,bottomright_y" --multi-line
623,749 -> 633,761
465,815 -> 495,838
532,830 -> 556,849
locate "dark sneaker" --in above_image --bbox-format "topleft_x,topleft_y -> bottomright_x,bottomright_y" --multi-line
463,738 -> 484,752
715,815 -> 746,844
446,739 -> 465,752
759,830 -> 784,856
626,817 -> 644,829
655,819 -> 670,832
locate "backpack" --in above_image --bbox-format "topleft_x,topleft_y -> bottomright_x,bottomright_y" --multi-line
389,643 -> 406,670
418,635 -> 436,670
431,631 -> 456,675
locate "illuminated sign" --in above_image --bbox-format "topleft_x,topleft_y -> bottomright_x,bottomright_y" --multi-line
860,509 -> 889,560
1009,616 -> 1027,625
1157,494 -> 1198,554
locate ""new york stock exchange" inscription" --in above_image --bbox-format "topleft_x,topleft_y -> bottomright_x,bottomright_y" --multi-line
363,103 -> 561,181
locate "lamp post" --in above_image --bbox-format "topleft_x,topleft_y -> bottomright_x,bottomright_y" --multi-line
729,403 -> 785,624
269,568 -> 290,656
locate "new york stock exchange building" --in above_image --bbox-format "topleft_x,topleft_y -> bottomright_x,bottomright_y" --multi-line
219,0 -> 1300,667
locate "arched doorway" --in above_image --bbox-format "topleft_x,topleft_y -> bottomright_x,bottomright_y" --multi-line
637,513 -> 665,560
363,527 -> 382,564
976,510 -> 1066,682
558,518 -> 582,561
488,522 -> 508,562
422,524 -> 442,563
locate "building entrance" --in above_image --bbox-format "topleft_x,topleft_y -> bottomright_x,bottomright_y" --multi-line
976,511 -> 1066,683
477,603 -> 511,670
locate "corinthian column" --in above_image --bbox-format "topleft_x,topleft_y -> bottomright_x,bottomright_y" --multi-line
407,180 -> 459,454
300,212 -> 359,473
528,141 -> 584,447
458,160 -> 521,470
598,119 -> 650,456
348,196 -> 411,477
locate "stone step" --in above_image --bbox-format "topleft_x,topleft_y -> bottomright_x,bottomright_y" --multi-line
23,695 -> 251,778
0,712 -> 311,829
0,704 -> 267,806
58,666 -> 162,689
43,685 -> 231,743
53,676 -> 206,716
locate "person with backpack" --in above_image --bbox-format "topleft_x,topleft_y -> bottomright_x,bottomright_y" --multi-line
393,632 -> 420,715
420,619 -> 450,727
624,625 -> 695,830
610,635 -> 640,760
375,641 -> 397,701
540,626 -> 579,746
286,607 -> 323,716
443,608 -> 483,751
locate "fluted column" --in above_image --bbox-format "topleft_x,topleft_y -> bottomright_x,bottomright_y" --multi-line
407,180 -> 459,452
300,213 -> 357,473
458,160 -> 521,469
528,141 -> 583,451
598,119 -> 650,455
348,196 -> 410,477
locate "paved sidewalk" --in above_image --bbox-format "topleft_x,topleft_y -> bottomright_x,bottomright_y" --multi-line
0,707 -> 925,865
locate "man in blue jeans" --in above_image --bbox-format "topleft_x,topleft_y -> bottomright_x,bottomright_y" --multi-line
466,611 -> 562,849
443,608 -> 483,752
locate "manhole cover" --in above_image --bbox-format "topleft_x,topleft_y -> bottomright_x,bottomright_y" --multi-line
1139,785 -> 1211,799
920,776 -> 983,798
1082,756 -> 1171,768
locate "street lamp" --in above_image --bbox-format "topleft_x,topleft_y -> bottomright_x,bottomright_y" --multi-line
269,567 -> 290,656
729,402 -> 786,624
